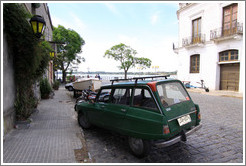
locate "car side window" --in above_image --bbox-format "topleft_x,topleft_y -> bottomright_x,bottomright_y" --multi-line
112,88 -> 131,105
133,88 -> 158,111
97,88 -> 112,103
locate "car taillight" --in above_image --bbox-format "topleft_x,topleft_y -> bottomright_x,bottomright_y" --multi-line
198,112 -> 201,120
163,125 -> 170,134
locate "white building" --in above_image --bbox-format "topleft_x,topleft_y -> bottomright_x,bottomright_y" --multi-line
174,3 -> 245,93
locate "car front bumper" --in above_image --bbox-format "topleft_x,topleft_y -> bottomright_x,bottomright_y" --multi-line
154,124 -> 202,147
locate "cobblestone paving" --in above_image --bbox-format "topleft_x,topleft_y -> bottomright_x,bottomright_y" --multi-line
3,87 -> 83,163
83,92 -> 244,163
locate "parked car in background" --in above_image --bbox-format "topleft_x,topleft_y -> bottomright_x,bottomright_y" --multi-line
65,82 -> 74,91
75,75 -> 202,158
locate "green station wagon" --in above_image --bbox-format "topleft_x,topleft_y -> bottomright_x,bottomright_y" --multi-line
75,75 -> 202,157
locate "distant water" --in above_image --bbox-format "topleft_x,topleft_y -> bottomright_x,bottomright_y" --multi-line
57,73 -> 177,81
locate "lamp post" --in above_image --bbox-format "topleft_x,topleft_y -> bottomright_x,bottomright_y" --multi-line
29,15 -> 46,39
137,66 -> 143,77
152,65 -> 159,73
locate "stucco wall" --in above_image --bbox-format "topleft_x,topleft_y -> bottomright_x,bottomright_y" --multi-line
3,3 -> 54,135
3,33 -> 16,135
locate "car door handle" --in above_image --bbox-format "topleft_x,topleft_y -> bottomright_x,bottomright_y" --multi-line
121,109 -> 126,112
101,105 -> 105,108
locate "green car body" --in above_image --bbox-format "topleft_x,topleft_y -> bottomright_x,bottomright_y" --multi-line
75,77 -> 201,157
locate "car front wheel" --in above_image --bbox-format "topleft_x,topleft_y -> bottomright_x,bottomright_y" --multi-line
78,112 -> 91,129
68,86 -> 73,91
128,137 -> 151,158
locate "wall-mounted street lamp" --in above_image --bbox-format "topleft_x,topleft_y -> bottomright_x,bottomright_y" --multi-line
30,15 -> 46,38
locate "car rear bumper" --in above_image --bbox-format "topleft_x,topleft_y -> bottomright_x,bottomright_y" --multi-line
154,124 -> 202,147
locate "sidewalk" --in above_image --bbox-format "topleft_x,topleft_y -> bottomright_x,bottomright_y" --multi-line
187,88 -> 243,99
3,86 -> 86,163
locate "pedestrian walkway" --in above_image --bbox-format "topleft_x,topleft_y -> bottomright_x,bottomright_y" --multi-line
3,86 -> 83,163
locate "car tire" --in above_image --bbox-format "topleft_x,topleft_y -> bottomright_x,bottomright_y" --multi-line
128,137 -> 151,158
68,86 -> 73,91
78,112 -> 91,129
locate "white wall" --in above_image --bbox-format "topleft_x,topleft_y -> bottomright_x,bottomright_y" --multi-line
176,2 -> 244,92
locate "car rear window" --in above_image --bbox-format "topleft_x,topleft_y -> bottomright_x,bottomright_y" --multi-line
157,82 -> 190,107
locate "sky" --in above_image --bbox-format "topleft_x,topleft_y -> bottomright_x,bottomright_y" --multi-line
48,2 -> 179,73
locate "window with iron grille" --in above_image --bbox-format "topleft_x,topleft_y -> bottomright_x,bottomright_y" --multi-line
219,50 -> 238,62
190,54 -> 200,73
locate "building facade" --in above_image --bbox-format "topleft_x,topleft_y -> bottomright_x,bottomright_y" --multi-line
3,3 -> 53,135
24,3 -> 54,86
174,3 -> 244,93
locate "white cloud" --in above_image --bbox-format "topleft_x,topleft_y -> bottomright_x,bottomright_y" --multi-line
69,12 -> 86,32
75,33 -> 179,73
51,13 -> 86,36
104,3 -> 119,15
151,11 -> 161,25
78,39 -> 120,72
51,15 -> 71,28
117,35 -> 139,47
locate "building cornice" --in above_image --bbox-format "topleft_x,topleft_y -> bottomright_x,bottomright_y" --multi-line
176,3 -> 197,20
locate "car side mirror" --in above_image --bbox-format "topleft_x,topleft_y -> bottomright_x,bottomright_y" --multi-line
103,95 -> 110,102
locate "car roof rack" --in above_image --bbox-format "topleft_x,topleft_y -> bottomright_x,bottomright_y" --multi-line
110,78 -> 132,85
110,75 -> 170,85
132,75 -> 170,84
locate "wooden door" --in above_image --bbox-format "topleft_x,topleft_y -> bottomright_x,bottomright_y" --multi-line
220,63 -> 240,91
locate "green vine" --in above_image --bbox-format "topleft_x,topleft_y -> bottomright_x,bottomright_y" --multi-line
4,3 -> 52,120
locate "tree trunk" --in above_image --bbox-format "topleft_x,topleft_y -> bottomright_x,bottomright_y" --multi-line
124,70 -> 127,79
62,70 -> 67,83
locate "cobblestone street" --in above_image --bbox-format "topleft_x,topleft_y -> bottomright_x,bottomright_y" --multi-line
2,86 -> 244,164
83,92 -> 244,163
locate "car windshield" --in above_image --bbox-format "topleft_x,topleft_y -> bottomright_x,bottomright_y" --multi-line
157,82 -> 190,107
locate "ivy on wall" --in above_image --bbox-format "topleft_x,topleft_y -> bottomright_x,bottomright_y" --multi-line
3,3 -> 52,120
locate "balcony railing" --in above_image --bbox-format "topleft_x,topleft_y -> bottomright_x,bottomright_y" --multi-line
182,34 -> 206,47
210,22 -> 243,40
172,42 -> 179,53
172,42 -> 179,50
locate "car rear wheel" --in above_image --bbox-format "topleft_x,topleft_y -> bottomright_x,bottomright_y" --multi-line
78,112 -> 91,129
128,137 -> 151,158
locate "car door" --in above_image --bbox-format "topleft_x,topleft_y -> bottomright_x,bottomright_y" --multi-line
122,87 -> 164,139
87,88 -> 112,127
101,88 -> 132,131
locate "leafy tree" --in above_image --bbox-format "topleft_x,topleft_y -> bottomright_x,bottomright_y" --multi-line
104,43 -> 152,79
53,25 -> 85,82
4,3 -> 52,120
